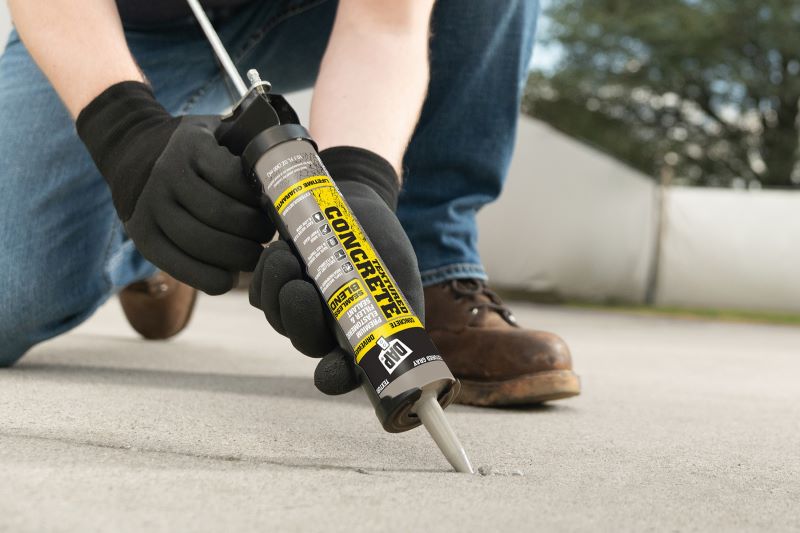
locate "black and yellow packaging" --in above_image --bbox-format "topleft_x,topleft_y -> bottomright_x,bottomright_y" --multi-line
183,0 -> 471,464
249,138 -> 459,431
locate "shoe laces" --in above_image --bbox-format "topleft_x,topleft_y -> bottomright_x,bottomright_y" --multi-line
448,279 -> 517,326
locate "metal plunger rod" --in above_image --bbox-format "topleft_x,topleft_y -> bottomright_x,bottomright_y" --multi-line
187,0 -> 473,476
186,0 -> 248,97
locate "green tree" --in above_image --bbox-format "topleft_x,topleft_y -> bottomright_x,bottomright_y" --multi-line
524,0 -> 800,188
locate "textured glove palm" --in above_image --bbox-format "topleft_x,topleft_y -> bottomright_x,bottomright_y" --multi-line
77,81 -> 273,294
249,147 -> 424,395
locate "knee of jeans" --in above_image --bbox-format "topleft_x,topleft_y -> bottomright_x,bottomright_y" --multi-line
0,300 -> 34,367
0,270 -> 96,367
0,349 -> 25,367
0,280 -> 47,365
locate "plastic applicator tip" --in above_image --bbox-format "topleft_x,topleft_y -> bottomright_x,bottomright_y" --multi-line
414,389 -> 474,474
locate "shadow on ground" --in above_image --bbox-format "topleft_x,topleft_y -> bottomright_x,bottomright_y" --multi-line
12,334 -> 571,415
10,360 -> 573,416
12,361 -> 343,403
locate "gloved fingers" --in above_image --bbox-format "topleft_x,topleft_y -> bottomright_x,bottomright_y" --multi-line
135,226 -> 236,295
173,174 -> 274,243
368,223 -> 422,318
250,240 -> 290,309
314,348 -> 360,396
249,240 -> 303,335
279,279 -> 337,357
249,240 -> 271,310
157,205 -> 263,272
190,132 -> 262,207
345,187 -> 425,322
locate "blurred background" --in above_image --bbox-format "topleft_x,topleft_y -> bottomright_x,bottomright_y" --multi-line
480,0 -> 800,317
2,1 -> 798,317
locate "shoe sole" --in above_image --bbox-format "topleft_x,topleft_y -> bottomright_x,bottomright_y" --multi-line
455,370 -> 581,407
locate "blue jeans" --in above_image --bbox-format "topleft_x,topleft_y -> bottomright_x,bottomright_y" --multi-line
0,0 -> 537,365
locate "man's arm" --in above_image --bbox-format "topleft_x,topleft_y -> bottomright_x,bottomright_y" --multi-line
12,0 -> 434,169
8,0 -> 143,117
251,1 -> 436,394
9,0 -> 272,295
310,0 -> 436,176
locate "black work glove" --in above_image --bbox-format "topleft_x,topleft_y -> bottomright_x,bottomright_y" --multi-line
249,147 -> 423,395
77,81 -> 273,295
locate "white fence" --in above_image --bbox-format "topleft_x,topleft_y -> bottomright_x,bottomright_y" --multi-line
656,187 -> 800,312
479,117 -> 800,313
477,117 -> 657,303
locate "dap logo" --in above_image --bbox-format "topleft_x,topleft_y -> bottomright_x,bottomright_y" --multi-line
377,336 -> 413,374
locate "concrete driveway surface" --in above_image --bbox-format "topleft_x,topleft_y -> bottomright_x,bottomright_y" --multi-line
1,292 -> 798,532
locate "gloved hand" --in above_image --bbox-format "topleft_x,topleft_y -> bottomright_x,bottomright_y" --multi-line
77,81 -> 273,295
249,146 -> 424,395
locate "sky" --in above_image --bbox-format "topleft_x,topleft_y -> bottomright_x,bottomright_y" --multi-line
530,2 -> 562,73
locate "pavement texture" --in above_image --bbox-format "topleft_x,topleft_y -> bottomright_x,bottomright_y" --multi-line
1,292 -> 799,532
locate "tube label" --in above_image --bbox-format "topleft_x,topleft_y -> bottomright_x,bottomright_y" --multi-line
253,140 -> 445,396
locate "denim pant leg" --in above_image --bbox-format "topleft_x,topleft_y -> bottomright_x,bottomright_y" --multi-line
0,28 -> 230,365
0,32 -> 157,365
0,1 -> 336,366
398,0 -> 539,286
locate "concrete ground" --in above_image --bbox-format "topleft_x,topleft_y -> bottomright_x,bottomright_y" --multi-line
1,293 -> 798,532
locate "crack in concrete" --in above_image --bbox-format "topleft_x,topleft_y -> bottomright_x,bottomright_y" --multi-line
0,431 -> 443,475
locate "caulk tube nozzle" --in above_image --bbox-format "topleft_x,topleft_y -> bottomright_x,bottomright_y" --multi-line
414,388 -> 474,474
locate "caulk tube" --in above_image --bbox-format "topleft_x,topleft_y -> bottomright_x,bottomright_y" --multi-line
241,125 -> 460,433
187,0 -> 470,466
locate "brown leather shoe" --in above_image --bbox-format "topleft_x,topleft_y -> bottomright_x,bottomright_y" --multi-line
118,272 -> 198,340
424,279 -> 580,406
